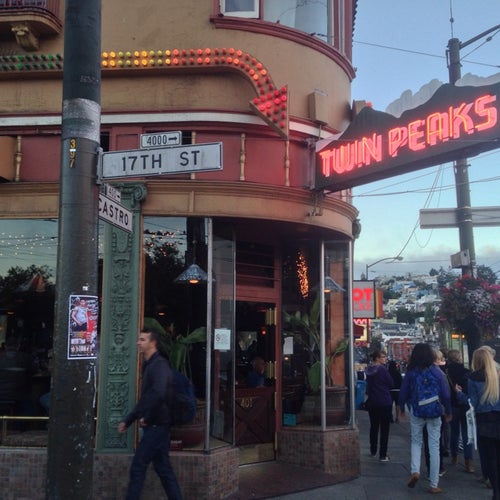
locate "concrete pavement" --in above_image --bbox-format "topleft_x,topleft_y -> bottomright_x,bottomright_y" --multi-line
270,410 -> 493,499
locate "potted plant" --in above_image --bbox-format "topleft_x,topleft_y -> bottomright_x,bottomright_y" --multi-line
283,295 -> 349,424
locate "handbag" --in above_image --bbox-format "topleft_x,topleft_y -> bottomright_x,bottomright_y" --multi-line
465,398 -> 477,450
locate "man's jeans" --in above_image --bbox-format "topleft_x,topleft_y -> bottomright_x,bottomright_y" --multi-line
410,413 -> 442,488
126,425 -> 182,500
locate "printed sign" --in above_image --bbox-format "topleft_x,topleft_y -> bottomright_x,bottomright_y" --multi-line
214,328 -> 231,351
68,294 -> 99,359
352,281 -> 376,319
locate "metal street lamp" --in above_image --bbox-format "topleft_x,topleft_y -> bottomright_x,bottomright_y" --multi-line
365,256 -> 403,279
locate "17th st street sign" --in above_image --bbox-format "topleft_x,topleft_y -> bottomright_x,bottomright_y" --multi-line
100,142 -> 222,179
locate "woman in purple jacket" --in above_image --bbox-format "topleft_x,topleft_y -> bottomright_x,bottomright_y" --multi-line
365,349 -> 394,462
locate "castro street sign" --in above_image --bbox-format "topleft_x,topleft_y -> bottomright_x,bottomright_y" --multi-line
316,82 -> 500,191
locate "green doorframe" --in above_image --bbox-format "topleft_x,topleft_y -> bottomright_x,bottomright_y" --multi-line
95,183 -> 147,452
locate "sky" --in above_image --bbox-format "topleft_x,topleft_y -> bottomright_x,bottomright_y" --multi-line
350,0 -> 500,279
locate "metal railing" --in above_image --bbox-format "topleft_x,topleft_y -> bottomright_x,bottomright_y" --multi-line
0,415 -> 49,447
0,0 -> 60,17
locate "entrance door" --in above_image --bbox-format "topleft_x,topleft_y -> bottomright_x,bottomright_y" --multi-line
235,301 -> 276,464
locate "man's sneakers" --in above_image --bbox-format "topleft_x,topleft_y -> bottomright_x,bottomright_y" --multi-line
379,456 -> 390,462
407,472 -> 420,488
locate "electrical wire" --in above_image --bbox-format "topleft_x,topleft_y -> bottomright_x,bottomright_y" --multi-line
353,40 -> 500,70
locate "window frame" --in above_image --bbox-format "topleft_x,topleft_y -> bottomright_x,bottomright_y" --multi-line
220,0 -> 259,19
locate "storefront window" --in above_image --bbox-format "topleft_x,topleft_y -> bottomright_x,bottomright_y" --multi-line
143,217 -> 237,450
281,239 -> 351,427
211,220 -> 236,446
0,219 -> 57,418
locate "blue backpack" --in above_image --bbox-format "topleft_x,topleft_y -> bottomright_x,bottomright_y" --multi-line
171,370 -> 197,426
412,368 -> 443,418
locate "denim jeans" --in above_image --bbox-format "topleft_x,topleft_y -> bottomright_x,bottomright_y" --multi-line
410,413 -> 442,488
450,406 -> 473,460
126,425 -> 182,500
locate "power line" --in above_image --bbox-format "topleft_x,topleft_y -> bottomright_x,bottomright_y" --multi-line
353,40 -> 500,70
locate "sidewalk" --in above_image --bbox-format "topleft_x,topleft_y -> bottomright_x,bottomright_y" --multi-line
270,410 -> 492,499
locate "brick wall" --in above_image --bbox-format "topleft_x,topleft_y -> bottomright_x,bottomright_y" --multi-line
0,447 -> 238,500
277,426 -> 360,478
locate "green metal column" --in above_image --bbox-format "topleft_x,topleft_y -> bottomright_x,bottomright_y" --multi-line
95,183 -> 147,451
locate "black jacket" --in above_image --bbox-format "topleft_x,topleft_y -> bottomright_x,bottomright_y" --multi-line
446,361 -> 470,407
123,351 -> 173,427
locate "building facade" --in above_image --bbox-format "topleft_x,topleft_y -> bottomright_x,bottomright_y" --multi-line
0,1 -> 360,497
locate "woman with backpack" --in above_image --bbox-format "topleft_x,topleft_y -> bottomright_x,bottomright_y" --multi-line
399,343 -> 452,494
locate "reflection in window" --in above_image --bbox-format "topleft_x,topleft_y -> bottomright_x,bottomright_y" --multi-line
219,0 -> 339,47
0,219 -> 57,421
264,0 -> 329,43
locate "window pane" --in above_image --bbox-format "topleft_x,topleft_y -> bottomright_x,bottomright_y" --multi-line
143,217 -> 209,450
0,219 -> 57,421
264,0 -> 329,43
221,0 -> 258,17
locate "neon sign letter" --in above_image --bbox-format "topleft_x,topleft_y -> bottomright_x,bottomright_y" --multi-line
475,94 -> 497,131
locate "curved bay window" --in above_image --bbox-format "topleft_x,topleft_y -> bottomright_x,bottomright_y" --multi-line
219,0 -> 348,48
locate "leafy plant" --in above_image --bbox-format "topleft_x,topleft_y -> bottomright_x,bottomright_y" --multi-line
283,295 -> 349,392
143,317 -> 206,378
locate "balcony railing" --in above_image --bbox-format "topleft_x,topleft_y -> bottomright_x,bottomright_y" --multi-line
0,0 -> 59,15
0,0 -> 62,50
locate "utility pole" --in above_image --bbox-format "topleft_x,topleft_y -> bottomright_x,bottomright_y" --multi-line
46,1 -> 101,499
446,25 -> 500,358
447,37 -> 475,277
447,24 -> 500,277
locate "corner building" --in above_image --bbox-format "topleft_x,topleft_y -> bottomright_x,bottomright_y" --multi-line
0,1 -> 360,497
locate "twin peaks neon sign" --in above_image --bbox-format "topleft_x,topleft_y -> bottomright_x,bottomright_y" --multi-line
322,94 -> 496,170
316,82 -> 500,191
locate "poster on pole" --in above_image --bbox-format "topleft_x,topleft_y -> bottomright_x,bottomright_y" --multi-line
68,294 -> 99,359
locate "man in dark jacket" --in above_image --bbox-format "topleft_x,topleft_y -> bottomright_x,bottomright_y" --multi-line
118,327 -> 182,499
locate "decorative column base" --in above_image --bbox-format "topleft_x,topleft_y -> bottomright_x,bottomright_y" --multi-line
277,426 -> 360,478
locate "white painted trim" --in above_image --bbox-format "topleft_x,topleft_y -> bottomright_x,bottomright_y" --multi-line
0,111 -> 332,138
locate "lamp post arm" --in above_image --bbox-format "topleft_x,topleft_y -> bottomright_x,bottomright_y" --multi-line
365,256 -> 402,279
459,24 -> 500,50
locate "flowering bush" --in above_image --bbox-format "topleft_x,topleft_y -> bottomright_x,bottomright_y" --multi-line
439,275 -> 500,341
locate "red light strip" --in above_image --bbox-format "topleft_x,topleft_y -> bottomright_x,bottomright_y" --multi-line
102,48 -> 289,137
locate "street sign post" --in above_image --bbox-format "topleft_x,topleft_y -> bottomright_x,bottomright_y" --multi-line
104,183 -> 121,202
100,142 -> 222,179
98,193 -> 133,233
